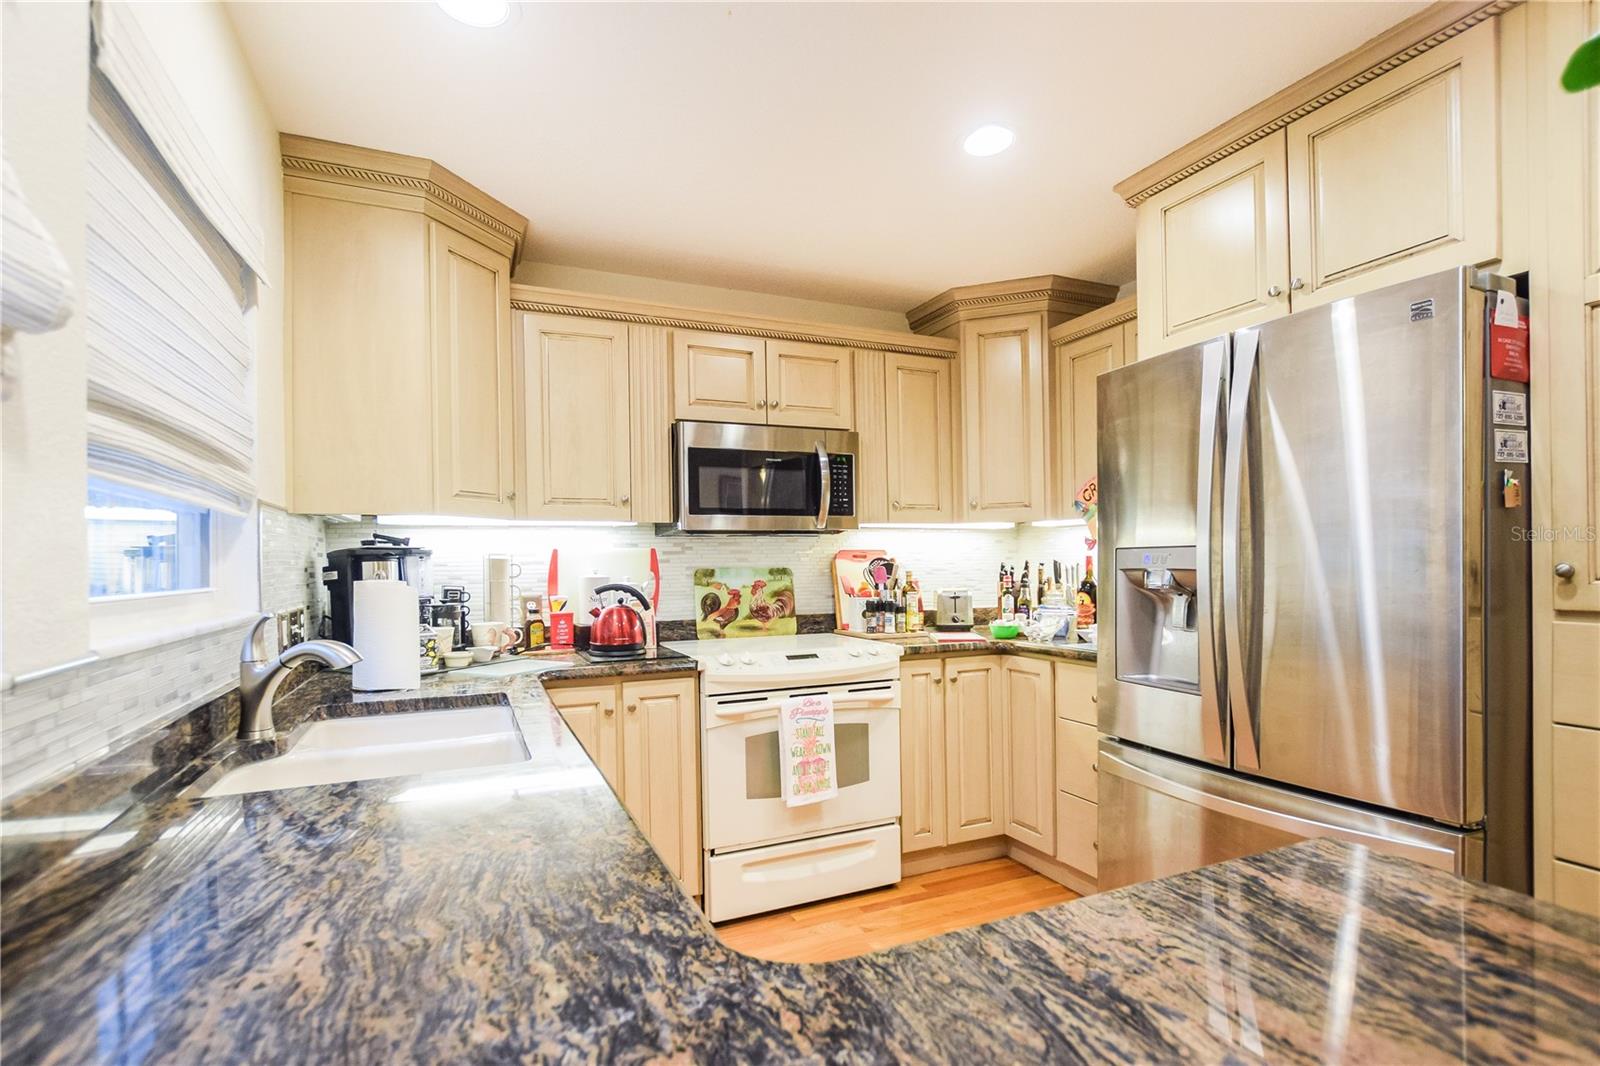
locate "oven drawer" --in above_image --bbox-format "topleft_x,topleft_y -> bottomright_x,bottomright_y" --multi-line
705,822 -> 900,923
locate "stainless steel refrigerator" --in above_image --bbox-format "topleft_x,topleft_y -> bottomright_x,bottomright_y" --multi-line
1096,267 -> 1531,893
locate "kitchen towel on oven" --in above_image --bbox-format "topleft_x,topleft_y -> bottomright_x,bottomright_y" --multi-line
779,692 -> 838,806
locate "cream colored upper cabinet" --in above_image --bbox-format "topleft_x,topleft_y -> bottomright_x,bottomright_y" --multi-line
899,659 -> 948,854
1002,657 -> 1055,850
518,312 -> 632,521
1286,22 -> 1498,309
959,313 -> 1047,520
884,353 -> 955,522
1136,131 -> 1290,358
672,330 -> 767,423
431,223 -> 515,517
1049,321 -> 1127,515
766,340 -> 853,429
945,656 -> 1005,843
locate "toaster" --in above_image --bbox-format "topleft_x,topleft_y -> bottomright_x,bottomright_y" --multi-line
935,589 -> 972,631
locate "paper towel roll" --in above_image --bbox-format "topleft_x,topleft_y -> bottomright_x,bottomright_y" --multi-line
352,580 -> 421,692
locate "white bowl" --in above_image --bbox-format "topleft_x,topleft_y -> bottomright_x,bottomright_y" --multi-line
469,645 -> 497,663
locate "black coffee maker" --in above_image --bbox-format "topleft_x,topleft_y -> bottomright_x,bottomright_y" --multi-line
321,534 -> 433,643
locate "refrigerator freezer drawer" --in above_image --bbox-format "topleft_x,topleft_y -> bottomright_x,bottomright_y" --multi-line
704,822 -> 900,923
1097,740 -> 1481,891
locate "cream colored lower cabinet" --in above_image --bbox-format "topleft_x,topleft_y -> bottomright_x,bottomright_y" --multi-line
549,676 -> 701,895
1056,792 -> 1098,878
1054,660 -> 1100,878
1054,660 -> 1098,726
899,659 -> 947,853
517,312 -> 633,520
1002,658 -> 1054,849
944,656 -> 1006,843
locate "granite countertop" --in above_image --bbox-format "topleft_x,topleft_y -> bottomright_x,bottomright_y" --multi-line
859,626 -> 1098,662
4,664 -> 1597,1064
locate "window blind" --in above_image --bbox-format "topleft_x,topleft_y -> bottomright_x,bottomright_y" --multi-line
85,79 -> 254,515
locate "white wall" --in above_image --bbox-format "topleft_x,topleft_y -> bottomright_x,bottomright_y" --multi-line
2,0 -> 92,679
514,261 -> 911,333
0,0 -> 289,800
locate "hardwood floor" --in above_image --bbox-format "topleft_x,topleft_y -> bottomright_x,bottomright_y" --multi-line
714,858 -> 1079,963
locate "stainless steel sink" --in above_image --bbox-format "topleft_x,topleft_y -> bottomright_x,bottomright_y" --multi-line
199,704 -> 530,798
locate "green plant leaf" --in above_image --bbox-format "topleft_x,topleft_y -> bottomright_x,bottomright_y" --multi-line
1562,31 -> 1600,92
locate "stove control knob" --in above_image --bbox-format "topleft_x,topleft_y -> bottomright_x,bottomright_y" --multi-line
867,647 -> 882,657
717,654 -> 734,667
740,654 -> 755,665
848,648 -> 862,657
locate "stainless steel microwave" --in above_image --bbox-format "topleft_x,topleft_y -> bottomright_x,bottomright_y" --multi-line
672,421 -> 857,532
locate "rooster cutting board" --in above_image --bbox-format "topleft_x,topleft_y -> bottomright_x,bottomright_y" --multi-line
693,567 -> 797,639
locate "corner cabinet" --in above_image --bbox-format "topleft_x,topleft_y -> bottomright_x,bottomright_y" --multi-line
432,224 -> 515,517
958,313 -> 1048,521
282,134 -> 526,516
548,675 -> 701,896
517,312 -> 633,521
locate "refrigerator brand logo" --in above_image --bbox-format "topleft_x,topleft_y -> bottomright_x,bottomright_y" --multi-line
1409,299 -> 1435,322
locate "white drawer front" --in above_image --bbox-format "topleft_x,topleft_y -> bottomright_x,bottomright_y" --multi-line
705,823 -> 901,923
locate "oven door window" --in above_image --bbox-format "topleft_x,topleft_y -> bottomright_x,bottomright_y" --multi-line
686,447 -> 818,516
744,723 -> 871,799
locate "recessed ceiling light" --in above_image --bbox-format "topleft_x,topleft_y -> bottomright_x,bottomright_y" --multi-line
963,124 -> 1015,157
437,0 -> 511,28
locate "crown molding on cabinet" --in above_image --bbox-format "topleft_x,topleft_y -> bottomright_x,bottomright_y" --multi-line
280,133 -> 528,264
1113,0 -> 1519,207
508,284 -> 960,358
1048,297 -> 1137,347
906,274 -> 1120,336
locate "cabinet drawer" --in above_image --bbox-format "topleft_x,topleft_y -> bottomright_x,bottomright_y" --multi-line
1056,719 -> 1098,803
1552,861 -> 1600,919
1055,791 -> 1097,878
704,822 -> 900,923
1552,725 -> 1600,868
1054,661 -> 1098,726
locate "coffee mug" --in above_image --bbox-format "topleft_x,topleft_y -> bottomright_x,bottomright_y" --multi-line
440,585 -> 471,604
471,621 -> 523,651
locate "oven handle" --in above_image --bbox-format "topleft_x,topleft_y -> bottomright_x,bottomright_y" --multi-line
708,693 -> 896,721
815,443 -> 831,529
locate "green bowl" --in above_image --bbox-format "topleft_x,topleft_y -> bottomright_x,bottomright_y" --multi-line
988,622 -> 1021,640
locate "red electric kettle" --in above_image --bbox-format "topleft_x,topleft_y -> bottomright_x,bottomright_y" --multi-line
587,583 -> 655,659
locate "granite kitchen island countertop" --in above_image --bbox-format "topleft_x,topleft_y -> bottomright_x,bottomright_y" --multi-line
3,664 -> 1596,1065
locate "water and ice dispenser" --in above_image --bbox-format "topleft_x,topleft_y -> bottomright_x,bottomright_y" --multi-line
1114,546 -> 1199,694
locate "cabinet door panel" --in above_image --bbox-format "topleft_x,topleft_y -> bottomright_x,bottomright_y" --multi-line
1055,791 -> 1098,878
960,313 -> 1046,520
673,330 -> 766,423
1003,658 -> 1054,848
1137,130 -> 1289,357
1051,327 -> 1123,515
621,677 -> 701,895
945,657 -> 1004,842
549,684 -> 620,792
431,223 -> 514,516
1056,718 -> 1098,803
1551,725 -> 1600,869
885,353 -> 954,522
1287,23 -> 1497,308
519,313 -> 632,520
1054,661 -> 1098,727
767,340 -> 853,429
899,660 -> 947,853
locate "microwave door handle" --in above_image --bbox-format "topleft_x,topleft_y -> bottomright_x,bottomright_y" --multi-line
1223,329 -> 1260,771
815,443 -> 831,529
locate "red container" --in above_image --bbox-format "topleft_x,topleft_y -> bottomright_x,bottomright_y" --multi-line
550,611 -> 575,649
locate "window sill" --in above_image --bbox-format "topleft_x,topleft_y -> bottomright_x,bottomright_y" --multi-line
89,611 -> 259,662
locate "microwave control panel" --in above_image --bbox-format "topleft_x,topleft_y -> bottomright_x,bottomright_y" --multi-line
828,453 -> 855,516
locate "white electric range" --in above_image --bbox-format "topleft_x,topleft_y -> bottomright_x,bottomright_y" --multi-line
662,633 -> 904,922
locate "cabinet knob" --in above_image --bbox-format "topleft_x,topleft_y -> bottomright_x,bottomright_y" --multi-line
620,494 -> 630,504
1289,277 -> 1305,292
1266,285 -> 1282,299
627,703 -> 637,714
969,499 -> 978,508
1555,562 -> 1576,581
604,707 -> 614,717
893,500 -> 902,509
756,399 -> 767,409
950,676 -> 958,685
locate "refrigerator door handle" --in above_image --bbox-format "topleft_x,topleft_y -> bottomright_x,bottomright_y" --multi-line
1223,329 -> 1261,771
1194,337 -> 1229,763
